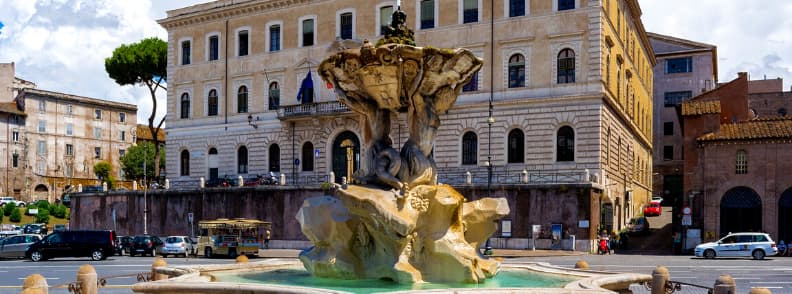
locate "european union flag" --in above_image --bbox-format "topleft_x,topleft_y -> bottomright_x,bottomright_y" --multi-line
296,71 -> 314,103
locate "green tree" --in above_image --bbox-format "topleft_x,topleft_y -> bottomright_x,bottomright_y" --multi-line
10,208 -> 21,222
3,202 -> 16,216
120,141 -> 165,182
105,37 -> 167,180
52,204 -> 67,219
94,161 -> 115,189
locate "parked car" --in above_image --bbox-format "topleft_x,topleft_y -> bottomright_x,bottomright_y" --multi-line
0,225 -> 23,239
161,236 -> 196,257
0,196 -> 26,207
695,232 -> 778,260
25,230 -> 117,261
130,235 -> 164,257
628,216 -> 650,236
22,223 -> 48,235
115,236 -> 133,255
0,234 -> 43,259
644,202 -> 662,217
243,175 -> 263,186
651,196 -> 663,204
53,224 -> 68,232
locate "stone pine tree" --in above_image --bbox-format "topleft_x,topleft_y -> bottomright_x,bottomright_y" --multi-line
105,37 -> 167,181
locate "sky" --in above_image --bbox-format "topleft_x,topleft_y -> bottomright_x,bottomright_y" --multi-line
0,0 -> 790,125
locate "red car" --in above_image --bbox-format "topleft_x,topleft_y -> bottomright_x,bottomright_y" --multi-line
644,202 -> 662,216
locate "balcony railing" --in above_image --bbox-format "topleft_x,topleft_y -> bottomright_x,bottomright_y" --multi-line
437,169 -> 591,186
277,101 -> 351,119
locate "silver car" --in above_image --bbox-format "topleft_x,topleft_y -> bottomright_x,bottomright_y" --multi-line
0,234 -> 42,259
160,236 -> 196,257
695,232 -> 778,260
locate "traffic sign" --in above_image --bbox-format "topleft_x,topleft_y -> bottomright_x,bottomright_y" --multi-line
188,212 -> 193,222
682,215 -> 692,226
683,206 -> 692,215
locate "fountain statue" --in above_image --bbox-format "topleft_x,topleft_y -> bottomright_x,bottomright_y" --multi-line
296,8 -> 510,284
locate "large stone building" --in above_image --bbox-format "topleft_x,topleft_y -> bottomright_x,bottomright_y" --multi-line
0,62 -> 137,202
159,0 -> 655,238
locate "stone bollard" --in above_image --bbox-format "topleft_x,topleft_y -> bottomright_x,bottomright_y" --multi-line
749,288 -> 772,294
651,266 -> 670,294
236,255 -> 249,263
341,177 -> 348,189
199,177 -> 205,188
713,274 -> 736,294
152,257 -> 168,281
132,180 -> 138,191
329,171 -> 335,183
164,178 -> 170,189
280,173 -> 286,185
574,260 -> 589,270
21,274 -> 48,294
102,182 -> 108,192
78,184 -> 83,192
238,175 -> 244,187
77,264 -> 98,294
522,169 -> 528,183
584,168 -> 590,182
465,171 -> 472,184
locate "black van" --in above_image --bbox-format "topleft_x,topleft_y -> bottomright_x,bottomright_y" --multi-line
25,230 -> 116,261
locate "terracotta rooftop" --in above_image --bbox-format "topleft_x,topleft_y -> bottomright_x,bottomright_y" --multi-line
698,116 -> 792,142
0,102 -> 25,116
136,124 -> 166,142
681,100 -> 721,116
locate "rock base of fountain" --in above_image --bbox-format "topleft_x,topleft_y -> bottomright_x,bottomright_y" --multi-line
296,184 -> 509,284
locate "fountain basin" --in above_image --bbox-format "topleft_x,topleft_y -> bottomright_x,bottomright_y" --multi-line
132,259 -> 650,294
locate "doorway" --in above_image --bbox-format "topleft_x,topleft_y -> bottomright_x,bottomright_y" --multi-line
332,131 -> 360,183
720,186 -> 762,236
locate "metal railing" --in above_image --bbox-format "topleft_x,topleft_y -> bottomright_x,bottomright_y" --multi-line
631,281 -> 713,294
438,169 -> 590,186
277,101 -> 351,119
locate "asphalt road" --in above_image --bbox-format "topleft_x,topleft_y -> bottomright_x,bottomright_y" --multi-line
0,253 -> 790,293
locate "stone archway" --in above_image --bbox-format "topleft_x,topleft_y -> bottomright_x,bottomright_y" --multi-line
331,131 -> 360,184
779,188 -> 792,243
34,184 -> 49,201
720,186 -> 762,236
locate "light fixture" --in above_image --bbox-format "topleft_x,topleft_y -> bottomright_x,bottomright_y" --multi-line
487,116 -> 495,124
247,114 -> 258,129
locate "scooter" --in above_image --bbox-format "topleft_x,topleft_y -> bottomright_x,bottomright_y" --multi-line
261,172 -> 279,185
597,238 -> 610,255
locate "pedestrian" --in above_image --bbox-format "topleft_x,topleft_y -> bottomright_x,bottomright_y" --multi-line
672,231 -> 682,255
778,240 -> 788,257
264,228 -> 271,249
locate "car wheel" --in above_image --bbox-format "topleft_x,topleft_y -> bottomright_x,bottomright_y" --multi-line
91,249 -> 104,261
18,203 -> 25,207
752,249 -> 765,260
704,249 -> 716,259
30,251 -> 44,262
205,247 -> 213,258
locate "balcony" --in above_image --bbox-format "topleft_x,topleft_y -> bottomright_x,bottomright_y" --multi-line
277,101 -> 352,120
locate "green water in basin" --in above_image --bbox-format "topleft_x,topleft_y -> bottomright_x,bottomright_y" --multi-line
212,267 -> 575,293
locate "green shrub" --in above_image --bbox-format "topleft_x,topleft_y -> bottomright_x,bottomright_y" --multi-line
35,209 -> 50,224
36,201 -> 50,211
3,202 -> 16,216
52,204 -> 67,218
9,208 -> 22,222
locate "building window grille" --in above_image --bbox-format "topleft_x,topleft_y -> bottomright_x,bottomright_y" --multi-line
462,131 -> 477,165
557,49 -> 575,84
66,144 -> 73,156
340,12 -> 353,40
736,150 -> 748,174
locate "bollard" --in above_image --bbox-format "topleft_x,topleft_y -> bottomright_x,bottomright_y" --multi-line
574,260 -> 589,270
341,176 -> 348,189
522,169 -> 528,183
280,173 -> 286,185
465,171 -> 472,184
238,175 -> 244,187
713,274 -> 736,294
78,184 -> 83,192
200,177 -> 205,188
152,257 -> 169,281
132,180 -> 138,191
584,168 -> 590,182
77,264 -> 98,294
329,171 -> 335,184
164,179 -> 170,189
651,266 -> 670,294
236,255 -> 249,263
21,274 -> 48,294
749,288 -> 772,294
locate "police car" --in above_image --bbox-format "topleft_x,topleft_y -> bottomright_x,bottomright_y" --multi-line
695,232 -> 778,260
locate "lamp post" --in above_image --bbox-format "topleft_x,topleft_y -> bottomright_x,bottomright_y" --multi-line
483,0 -> 495,256
143,146 -> 147,235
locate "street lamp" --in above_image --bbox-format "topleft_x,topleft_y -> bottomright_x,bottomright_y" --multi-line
143,147 -> 147,235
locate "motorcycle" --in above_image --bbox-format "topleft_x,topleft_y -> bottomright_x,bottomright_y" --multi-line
261,172 -> 279,185
597,237 -> 610,255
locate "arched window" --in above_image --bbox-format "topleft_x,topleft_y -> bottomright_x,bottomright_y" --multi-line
180,150 -> 190,176
237,85 -> 248,113
462,131 -> 477,165
180,93 -> 190,119
238,146 -> 248,174
269,144 -> 280,172
302,142 -> 314,171
268,82 -> 280,110
736,150 -> 747,174
508,54 -> 525,88
557,126 -> 574,162
557,49 -> 575,84
207,147 -> 218,180
507,129 -> 524,163
207,89 -> 218,116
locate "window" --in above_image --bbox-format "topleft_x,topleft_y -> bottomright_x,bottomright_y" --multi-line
509,0 -> 525,17
663,91 -> 692,107
557,49 -> 575,84
181,40 -> 191,65
463,0 -> 478,23
379,6 -> 393,35
463,70 -> 479,92
94,128 -> 102,139
558,0 -> 575,10
38,121 -> 46,133
268,82 -> 280,110
12,131 -> 19,142
38,140 -> 46,154
12,153 -> 18,168
38,100 -> 45,112
507,129 -> 525,163
94,147 -> 101,159
120,131 -> 126,141
663,146 -> 673,161
339,12 -> 353,40
208,35 -> 219,61
66,123 -> 73,136
65,165 -> 73,177
269,144 -> 280,172
119,112 -> 126,122
666,57 -> 692,74
66,144 -> 73,156
181,150 -> 190,176
663,122 -> 674,136
420,0 -> 435,29
269,25 -> 281,52
208,89 -> 218,116
119,149 -> 125,157
302,142 -> 314,171
237,86 -> 248,113
66,105 -> 73,115
180,93 -> 190,119
302,19 -> 315,47
462,131 -> 477,165
508,54 -> 525,88
238,146 -> 248,174
94,109 -> 102,119
238,30 -> 249,56
557,126 -> 574,162
736,150 -> 747,174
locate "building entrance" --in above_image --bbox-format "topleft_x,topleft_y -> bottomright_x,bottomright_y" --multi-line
778,188 -> 792,243
332,131 -> 360,184
720,186 -> 762,237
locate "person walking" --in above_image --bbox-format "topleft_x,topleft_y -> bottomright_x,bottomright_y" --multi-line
264,229 -> 271,249
672,231 -> 682,255
778,240 -> 788,257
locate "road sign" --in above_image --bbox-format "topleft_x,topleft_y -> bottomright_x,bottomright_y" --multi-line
188,212 -> 193,222
682,215 -> 692,226
683,206 -> 692,215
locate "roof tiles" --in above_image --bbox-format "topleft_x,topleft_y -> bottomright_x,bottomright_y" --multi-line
697,117 -> 792,142
681,100 -> 721,116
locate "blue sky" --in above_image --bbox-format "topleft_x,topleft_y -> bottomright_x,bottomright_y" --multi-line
0,1 -> 790,124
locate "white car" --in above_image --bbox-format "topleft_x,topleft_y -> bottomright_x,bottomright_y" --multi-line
695,232 -> 778,260
0,197 -> 25,207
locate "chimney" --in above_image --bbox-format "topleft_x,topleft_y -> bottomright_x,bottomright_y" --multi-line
738,72 -> 748,80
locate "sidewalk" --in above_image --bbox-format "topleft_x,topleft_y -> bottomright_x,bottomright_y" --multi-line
258,248 -> 584,259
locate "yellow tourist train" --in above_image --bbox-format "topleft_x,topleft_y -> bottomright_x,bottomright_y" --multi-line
197,218 -> 271,258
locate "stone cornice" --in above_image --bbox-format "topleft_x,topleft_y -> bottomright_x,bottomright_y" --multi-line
158,0 -> 319,29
